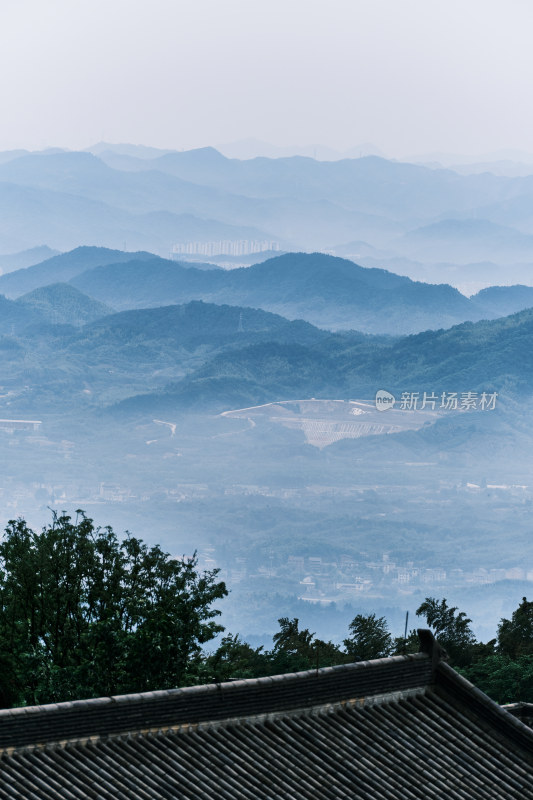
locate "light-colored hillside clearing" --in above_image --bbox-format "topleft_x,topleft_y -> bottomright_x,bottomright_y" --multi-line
221,399 -> 438,448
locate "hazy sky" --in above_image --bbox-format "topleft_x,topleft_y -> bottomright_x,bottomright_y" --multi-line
2,0 -> 533,157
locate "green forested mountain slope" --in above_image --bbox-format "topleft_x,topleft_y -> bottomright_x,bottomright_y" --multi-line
70,251 -> 492,334
16,283 -> 113,326
116,307 -> 533,412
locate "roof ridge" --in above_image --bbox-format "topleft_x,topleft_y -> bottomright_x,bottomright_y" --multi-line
0,652 -> 430,718
3,686 -> 430,755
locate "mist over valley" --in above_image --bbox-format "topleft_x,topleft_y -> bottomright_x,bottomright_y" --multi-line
0,161 -> 532,644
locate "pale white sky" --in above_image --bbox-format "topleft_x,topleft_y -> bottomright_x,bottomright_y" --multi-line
1,0 -> 533,157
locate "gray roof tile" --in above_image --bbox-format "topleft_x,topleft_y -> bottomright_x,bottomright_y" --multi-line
1,635 -> 532,798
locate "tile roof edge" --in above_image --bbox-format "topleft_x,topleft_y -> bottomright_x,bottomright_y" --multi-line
0,652 -> 430,718
437,661 -> 533,749
3,685 -> 430,755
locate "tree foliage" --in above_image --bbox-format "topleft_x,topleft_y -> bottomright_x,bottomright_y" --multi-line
196,596 -> 533,705
393,629 -> 420,656
270,617 -> 345,672
204,617 -> 346,682
343,613 -> 393,661
414,595 -> 533,703
0,512 -> 227,707
416,597 -> 476,666
461,654 -> 533,704
3,518 -> 533,714
497,597 -> 533,659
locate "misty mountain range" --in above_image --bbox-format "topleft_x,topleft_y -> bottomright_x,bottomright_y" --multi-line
1,144 -> 533,644
2,146 -> 533,290
2,247 -> 533,336
1,246 -> 533,418
1,242 -> 532,642
114,304 -> 533,416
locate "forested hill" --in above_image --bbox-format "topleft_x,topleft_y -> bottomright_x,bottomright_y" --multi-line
0,246 -> 158,296
69,251 -> 491,334
77,300 -> 329,350
116,306 -> 533,413
0,299 -> 336,413
5,246 -> 533,335
16,283 -> 113,326
0,275 -> 532,416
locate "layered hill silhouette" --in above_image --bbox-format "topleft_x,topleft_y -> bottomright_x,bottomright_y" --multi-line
470,285 -> 533,317
3,246 -> 531,334
68,251 -> 491,334
0,246 -> 59,275
399,219 -> 533,263
118,307 -> 533,413
0,179 -> 272,255
16,284 -> 113,326
0,247 -> 159,296
90,147 -> 533,220
6,147 -> 533,264
1,276 -> 532,420
0,151 -> 377,250
0,300 -> 333,413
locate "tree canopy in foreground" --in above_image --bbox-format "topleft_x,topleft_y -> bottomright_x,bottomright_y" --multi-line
0,511 -> 227,707
1,512 -> 533,708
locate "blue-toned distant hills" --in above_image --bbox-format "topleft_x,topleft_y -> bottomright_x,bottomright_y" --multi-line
0,247 -> 156,296
4,147 -> 533,283
113,304 -> 533,415
64,250 -> 516,334
0,245 -> 533,416
2,247 -> 533,335
470,285 -> 533,316
0,245 -> 59,274
16,283 -> 113,327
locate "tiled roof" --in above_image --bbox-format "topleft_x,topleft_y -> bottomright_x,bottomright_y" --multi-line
1,632 -> 532,799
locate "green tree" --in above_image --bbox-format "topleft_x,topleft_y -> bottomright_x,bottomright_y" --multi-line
271,617 -> 314,657
344,613 -> 393,661
416,597 -> 476,666
393,628 -> 420,656
0,512 -> 227,707
203,634 -> 267,682
498,597 -> 533,659
461,654 -> 533,704
268,617 -> 346,673
204,618 -> 347,682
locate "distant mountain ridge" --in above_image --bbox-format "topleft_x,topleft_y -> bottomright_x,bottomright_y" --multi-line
120,306 -> 533,413
1,272 -> 533,418
4,246 -> 533,340
0,169 -> 276,255
69,251 -> 493,334
0,247 -> 158,297
7,146 -> 533,265
0,246 -> 60,274
16,283 -> 113,326
0,299 -> 334,414
470,285 -> 533,316
399,218 -> 533,263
